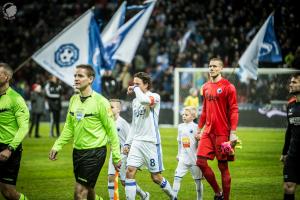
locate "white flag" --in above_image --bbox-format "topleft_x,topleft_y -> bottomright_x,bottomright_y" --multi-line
101,1 -> 126,45
112,0 -> 156,64
32,9 -> 107,92
178,30 -> 192,53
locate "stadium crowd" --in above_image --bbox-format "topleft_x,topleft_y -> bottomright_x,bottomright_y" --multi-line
0,0 -> 298,102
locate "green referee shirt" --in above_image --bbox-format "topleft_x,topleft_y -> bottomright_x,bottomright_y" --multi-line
52,91 -> 121,164
0,87 -> 30,149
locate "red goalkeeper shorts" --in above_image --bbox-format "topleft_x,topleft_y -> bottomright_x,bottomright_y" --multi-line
197,132 -> 235,161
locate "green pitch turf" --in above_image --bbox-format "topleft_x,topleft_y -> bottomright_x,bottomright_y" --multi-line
6,124 -> 299,200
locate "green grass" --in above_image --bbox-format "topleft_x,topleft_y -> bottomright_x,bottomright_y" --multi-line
6,124 -> 299,200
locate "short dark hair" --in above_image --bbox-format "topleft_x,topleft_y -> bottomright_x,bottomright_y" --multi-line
209,57 -> 224,67
109,99 -> 121,104
0,63 -> 13,81
134,72 -> 152,90
291,73 -> 300,79
76,64 -> 95,78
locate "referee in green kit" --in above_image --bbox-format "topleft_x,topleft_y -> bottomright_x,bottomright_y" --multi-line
49,64 -> 121,200
0,63 -> 29,200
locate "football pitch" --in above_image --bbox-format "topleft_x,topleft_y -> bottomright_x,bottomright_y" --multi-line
10,124 -> 299,200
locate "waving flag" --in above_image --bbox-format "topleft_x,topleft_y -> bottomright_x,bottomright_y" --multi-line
238,13 -> 282,83
32,9 -> 107,92
101,1 -> 127,45
100,1 -> 127,70
178,30 -> 192,53
104,0 -> 156,65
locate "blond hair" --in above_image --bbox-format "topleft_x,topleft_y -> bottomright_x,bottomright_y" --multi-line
183,106 -> 198,119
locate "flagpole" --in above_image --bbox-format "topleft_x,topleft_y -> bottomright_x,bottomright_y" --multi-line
14,56 -> 32,73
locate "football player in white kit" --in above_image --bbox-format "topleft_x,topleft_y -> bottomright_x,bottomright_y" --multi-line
107,99 -> 149,200
173,106 -> 203,199
124,72 -> 176,200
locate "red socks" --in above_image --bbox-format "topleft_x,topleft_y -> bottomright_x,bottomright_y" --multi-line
218,161 -> 231,200
196,158 -> 231,200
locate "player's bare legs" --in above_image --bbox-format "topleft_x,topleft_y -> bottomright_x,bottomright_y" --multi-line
74,183 -> 101,200
283,182 -> 297,200
0,182 -> 22,200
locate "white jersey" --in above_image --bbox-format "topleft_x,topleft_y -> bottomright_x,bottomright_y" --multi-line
177,122 -> 198,165
126,87 -> 161,145
116,116 -> 130,148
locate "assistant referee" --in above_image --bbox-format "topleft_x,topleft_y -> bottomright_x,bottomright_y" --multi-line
0,63 -> 29,200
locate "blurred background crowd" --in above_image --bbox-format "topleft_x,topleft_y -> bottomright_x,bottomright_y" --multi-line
0,0 -> 299,103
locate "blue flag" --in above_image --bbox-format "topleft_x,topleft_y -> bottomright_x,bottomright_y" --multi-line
88,14 -> 108,92
112,0 -> 156,64
258,15 -> 282,63
238,13 -> 282,83
103,9 -> 144,68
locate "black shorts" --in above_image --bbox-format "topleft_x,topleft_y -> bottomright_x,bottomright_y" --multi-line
73,146 -> 107,188
283,156 -> 300,184
0,143 -> 22,185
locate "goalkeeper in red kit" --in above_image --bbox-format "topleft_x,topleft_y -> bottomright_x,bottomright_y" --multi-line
195,58 -> 239,200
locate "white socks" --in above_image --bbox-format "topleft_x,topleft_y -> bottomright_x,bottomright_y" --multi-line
195,179 -> 203,200
136,184 -> 147,198
125,179 -> 137,200
172,177 -> 182,197
108,182 -> 114,200
160,177 -> 175,198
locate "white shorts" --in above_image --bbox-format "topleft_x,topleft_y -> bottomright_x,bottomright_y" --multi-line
174,161 -> 202,180
126,140 -> 164,173
108,152 -> 127,181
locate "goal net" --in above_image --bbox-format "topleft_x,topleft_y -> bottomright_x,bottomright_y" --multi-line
173,68 -> 300,127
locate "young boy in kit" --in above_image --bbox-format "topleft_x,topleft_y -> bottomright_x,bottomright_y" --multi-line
173,106 -> 203,200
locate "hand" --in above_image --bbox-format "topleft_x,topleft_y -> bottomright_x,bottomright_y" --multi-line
127,86 -> 136,95
123,145 -> 130,155
113,160 -> 122,172
49,149 -> 58,161
195,133 -> 202,140
280,155 -> 287,163
0,149 -> 12,162
195,127 -> 203,140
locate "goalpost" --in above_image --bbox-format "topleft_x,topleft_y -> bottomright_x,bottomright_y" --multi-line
173,67 -> 300,127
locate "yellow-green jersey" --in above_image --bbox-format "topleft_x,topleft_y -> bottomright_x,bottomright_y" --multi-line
52,91 -> 121,163
0,87 -> 30,149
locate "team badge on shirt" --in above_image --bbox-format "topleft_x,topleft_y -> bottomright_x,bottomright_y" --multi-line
182,136 -> 190,148
217,88 -> 222,94
75,108 -> 84,121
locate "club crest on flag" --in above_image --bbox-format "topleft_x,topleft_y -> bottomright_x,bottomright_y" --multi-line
54,43 -> 79,67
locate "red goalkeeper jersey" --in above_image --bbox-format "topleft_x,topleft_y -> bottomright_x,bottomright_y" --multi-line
198,78 -> 238,136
